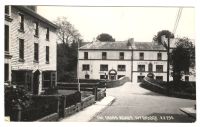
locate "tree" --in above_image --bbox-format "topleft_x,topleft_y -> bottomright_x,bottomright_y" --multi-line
96,33 -> 115,42
55,17 -> 81,44
55,17 -> 82,81
170,38 -> 195,82
153,30 -> 174,49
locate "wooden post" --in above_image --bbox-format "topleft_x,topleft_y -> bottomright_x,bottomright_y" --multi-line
12,104 -> 22,121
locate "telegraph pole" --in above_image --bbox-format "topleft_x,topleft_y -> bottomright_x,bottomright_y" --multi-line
77,40 -> 80,92
167,37 -> 170,83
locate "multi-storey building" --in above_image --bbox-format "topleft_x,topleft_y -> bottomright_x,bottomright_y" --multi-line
4,6 -> 58,94
78,39 -> 168,84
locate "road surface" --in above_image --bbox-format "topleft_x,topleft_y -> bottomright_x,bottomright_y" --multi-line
90,82 -> 196,122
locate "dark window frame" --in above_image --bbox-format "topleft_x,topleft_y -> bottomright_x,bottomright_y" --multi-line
34,43 -> 39,62
118,65 -> 126,71
156,65 -> 163,72
85,74 -> 90,79
19,39 -> 24,61
139,52 -> 144,60
46,46 -> 49,64
102,52 -> 107,60
100,64 -> 108,71
138,65 -> 145,72
34,22 -> 39,37
84,52 -> 88,59
46,27 -> 49,41
19,13 -> 24,32
4,64 -> 9,82
82,64 -> 90,71
5,25 -> 9,52
157,53 -> 162,60
119,52 -> 124,60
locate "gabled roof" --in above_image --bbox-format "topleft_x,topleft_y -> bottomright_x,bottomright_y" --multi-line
79,41 -> 166,51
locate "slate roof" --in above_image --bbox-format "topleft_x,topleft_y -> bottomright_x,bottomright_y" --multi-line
79,41 -> 166,50
13,6 -> 58,29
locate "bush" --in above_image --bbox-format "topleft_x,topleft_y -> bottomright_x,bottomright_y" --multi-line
4,85 -> 33,119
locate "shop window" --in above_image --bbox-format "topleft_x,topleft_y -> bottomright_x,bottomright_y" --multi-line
137,76 -> 145,82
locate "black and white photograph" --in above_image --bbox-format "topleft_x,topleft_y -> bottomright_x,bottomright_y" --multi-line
2,0 -> 199,126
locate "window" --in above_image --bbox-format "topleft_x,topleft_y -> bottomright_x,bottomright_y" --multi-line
156,76 -> 163,81
148,63 -> 153,72
5,25 -> 9,52
157,53 -> 162,60
4,64 -> 9,82
118,65 -> 126,71
184,68 -> 189,75
19,39 -> 24,61
84,52 -> 88,59
82,64 -> 90,71
34,22 -> 39,37
5,6 -> 9,15
119,52 -> 124,60
85,74 -> 90,79
102,52 -> 107,60
156,65 -> 163,72
137,76 -> 145,82
185,76 -> 189,82
139,52 -> 144,60
42,71 -> 56,88
19,14 -> 24,31
138,65 -> 145,72
100,64 -> 108,71
46,27 -> 49,40
46,46 -> 49,63
100,75 -> 108,79
34,43 -> 39,62
118,75 -> 125,79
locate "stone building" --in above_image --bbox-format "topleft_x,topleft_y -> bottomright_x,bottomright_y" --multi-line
78,39 -> 168,84
4,6 -> 58,94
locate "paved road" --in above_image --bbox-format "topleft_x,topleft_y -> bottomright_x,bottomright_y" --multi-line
90,82 -> 196,122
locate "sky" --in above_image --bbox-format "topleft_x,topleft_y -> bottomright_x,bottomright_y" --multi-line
37,6 -> 195,42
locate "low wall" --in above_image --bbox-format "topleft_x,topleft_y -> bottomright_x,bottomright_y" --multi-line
106,77 -> 130,88
63,95 -> 95,117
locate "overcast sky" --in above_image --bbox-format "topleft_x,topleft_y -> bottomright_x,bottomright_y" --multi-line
37,6 -> 195,42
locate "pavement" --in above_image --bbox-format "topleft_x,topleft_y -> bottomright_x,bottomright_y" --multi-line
60,96 -> 115,122
180,107 -> 196,118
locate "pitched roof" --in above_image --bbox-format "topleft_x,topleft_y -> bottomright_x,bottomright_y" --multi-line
133,42 -> 166,50
79,41 -> 130,50
13,6 -> 58,29
79,41 -> 166,51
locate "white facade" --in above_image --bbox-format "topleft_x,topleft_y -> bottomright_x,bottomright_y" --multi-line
5,6 -> 58,94
78,41 -> 168,84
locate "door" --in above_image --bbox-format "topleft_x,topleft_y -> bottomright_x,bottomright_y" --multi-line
33,70 -> 40,95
